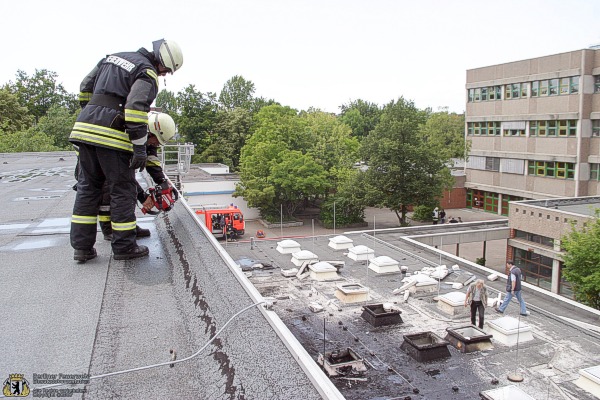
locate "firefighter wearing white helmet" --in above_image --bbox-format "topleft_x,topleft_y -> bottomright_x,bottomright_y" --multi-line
152,39 -> 184,74
69,39 -> 183,262
148,111 -> 176,145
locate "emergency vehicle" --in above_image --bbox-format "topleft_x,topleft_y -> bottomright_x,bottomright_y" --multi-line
194,205 -> 245,238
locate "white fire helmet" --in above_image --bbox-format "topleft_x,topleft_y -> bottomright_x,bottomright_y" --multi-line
148,111 -> 176,145
152,39 -> 183,73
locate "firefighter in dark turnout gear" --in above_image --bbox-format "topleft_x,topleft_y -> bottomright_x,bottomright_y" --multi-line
69,39 -> 183,262
100,111 -> 177,240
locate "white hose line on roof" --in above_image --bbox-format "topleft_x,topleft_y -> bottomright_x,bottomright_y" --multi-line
13,301 -> 265,394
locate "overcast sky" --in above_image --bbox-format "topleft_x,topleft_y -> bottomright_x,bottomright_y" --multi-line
2,0 -> 599,114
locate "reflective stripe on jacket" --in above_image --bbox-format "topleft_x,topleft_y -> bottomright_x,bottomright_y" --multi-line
69,48 -> 159,152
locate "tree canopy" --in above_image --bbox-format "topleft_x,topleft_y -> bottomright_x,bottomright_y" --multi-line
8,69 -> 77,122
339,99 -> 382,140
218,75 -> 256,111
359,97 -> 452,225
2,66 -> 471,230
0,88 -> 33,134
561,212 -> 600,309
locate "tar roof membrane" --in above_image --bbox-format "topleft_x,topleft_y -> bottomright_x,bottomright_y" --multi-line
2,152 -> 600,400
225,227 -> 600,399
0,152 -> 339,400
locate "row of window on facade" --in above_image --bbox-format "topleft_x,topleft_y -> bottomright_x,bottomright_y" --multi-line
468,156 -> 578,179
466,120 -> 583,137
467,76 -> 583,102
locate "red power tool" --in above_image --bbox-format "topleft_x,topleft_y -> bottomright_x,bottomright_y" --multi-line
142,182 -> 179,215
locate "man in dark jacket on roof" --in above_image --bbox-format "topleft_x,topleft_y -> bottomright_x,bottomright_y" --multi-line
69,39 -> 183,262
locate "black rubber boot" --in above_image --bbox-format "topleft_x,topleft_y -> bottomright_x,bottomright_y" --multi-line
74,248 -> 97,262
100,221 -> 113,241
113,244 -> 149,261
135,225 -> 151,238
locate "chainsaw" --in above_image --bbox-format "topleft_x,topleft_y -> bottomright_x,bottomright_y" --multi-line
142,182 -> 179,215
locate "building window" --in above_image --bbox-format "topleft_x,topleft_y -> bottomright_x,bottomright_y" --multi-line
530,120 -> 576,137
570,76 -> 579,94
559,77 -> 570,95
540,80 -> 549,96
595,75 -> 600,93
528,160 -> 575,179
514,230 -> 554,247
559,262 -> 574,299
488,121 -> 501,136
467,122 -> 501,136
485,157 -> 500,171
531,81 -> 539,97
504,128 -> 525,136
505,83 -> 524,99
547,120 -> 558,136
591,163 -> 600,181
592,120 -> 600,137
468,86 -> 503,102
514,249 -> 553,292
549,78 -> 559,96
493,86 -> 502,100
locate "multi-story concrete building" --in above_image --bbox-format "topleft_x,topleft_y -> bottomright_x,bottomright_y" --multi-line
465,48 -> 600,216
508,196 -> 600,299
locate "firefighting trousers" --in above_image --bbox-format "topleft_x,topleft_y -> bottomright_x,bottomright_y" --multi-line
71,143 -> 137,253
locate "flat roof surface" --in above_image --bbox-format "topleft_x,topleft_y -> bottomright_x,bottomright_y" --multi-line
225,224 -> 600,399
0,152 -> 336,399
517,197 -> 600,218
3,152 -> 600,400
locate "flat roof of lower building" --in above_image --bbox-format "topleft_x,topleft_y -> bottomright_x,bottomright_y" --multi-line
514,197 -> 600,218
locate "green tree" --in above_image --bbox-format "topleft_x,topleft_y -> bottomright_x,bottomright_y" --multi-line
33,104 -> 78,149
0,87 -> 33,134
0,128 -> 59,153
235,105 -> 317,219
201,107 -> 253,169
271,151 -> 330,217
250,96 -> 279,115
360,97 -> 451,225
302,109 -> 360,186
320,168 -> 367,228
420,109 -> 468,160
218,75 -> 256,111
156,89 -> 179,115
561,211 -> 600,309
339,99 -> 382,140
9,69 -> 77,122
175,85 -> 217,154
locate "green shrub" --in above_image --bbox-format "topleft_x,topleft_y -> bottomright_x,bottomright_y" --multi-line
320,197 -> 365,228
412,205 -> 435,222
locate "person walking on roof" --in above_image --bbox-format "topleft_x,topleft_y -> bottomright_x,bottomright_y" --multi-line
495,261 -> 529,316
464,279 -> 488,328
69,39 -> 183,262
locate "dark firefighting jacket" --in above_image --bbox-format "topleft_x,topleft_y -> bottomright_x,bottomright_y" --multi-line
135,143 -> 167,204
69,47 -> 159,152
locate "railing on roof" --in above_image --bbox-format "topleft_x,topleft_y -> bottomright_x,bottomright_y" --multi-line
159,143 -> 195,189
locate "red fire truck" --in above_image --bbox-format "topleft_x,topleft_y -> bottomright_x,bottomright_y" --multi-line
195,204 -> 245,238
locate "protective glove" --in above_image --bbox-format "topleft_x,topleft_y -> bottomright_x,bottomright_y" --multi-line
129,145 -> 147,170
